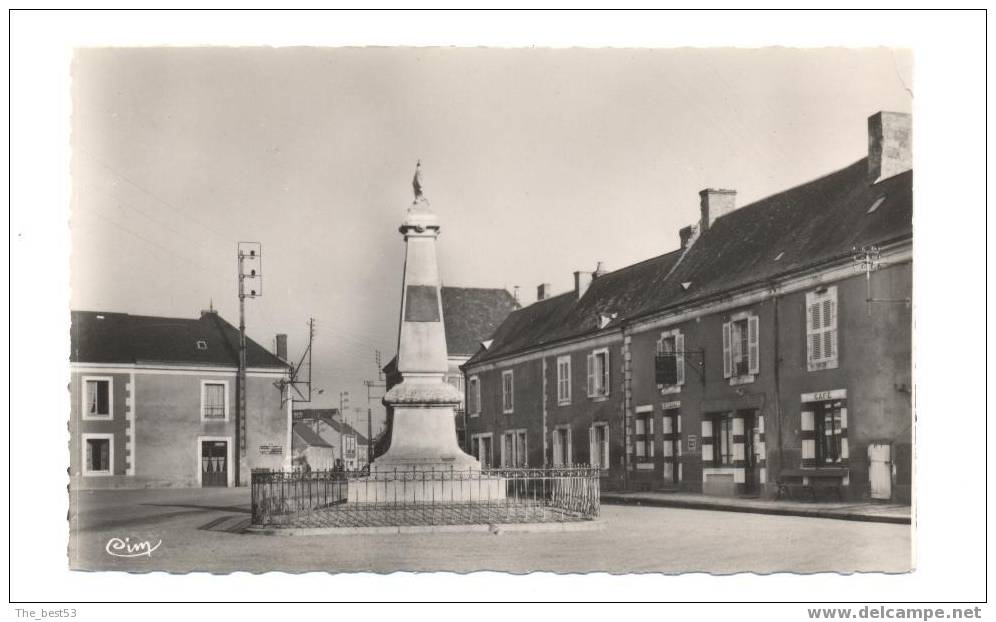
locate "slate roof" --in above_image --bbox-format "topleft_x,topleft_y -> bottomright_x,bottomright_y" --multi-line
472,249 -> 684,363
382,286 -> 520,376
292,422 -> 334,449
468,157 -> 912,366
70,310 -> 289,369
440,287 -> 521,356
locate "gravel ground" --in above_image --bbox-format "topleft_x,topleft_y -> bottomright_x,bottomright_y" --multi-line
69,487 -> 912,574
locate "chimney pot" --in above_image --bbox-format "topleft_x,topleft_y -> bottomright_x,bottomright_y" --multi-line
574,271 -> 593,300
868,111 -> 912,183
275,334 -> 288,361
699,188 -> 737,231
593,261 -> 608,278
537,283 -> 553,301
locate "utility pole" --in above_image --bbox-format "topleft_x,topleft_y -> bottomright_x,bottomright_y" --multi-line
236,242 -> 262,486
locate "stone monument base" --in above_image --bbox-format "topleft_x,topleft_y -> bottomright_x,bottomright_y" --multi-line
346,474 -> 506,503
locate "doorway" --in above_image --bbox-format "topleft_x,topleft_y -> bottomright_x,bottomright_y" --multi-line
201,440 -> 228,487
662,410 -> 680,485
741,410 -> 761,495
868,443 -> 893,500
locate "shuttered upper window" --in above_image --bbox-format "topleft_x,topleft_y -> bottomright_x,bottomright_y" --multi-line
468,375 -> 481,416
655,329 -> 685,392
557,355 -> 572,405
501,370 -> 514,414
587,348 -> 610,398
722,312 -> 759,384
806,286 -> 839,371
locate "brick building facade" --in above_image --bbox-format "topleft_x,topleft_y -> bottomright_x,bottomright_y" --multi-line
463,111 -> 912,502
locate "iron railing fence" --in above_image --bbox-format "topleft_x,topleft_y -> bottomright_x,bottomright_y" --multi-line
250,466 -> 601,528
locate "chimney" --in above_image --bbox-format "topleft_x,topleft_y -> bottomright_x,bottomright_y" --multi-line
537,283 -> 552,301
868,111 -> 912,184
574,270 -> 593,300
593,261 -> 608,279
679,224 -> 698,250
699,188 -> 737,231
275,334 -> 288,361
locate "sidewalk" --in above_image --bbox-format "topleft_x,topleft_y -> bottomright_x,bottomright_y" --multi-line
601,491 -> 911,524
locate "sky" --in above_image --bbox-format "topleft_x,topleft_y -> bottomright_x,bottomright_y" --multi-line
70,46 -> 913,429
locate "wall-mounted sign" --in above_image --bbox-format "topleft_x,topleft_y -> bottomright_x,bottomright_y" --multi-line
258,444 -> 283,455
801,389 -> 847,403
687,434 -> 698,451
661,400 -> 681,411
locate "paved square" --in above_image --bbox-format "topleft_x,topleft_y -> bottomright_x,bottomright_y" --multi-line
70,488 -> 912,574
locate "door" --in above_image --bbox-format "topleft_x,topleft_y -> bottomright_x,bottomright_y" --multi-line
868,443 -> 892,500
741,411 -> 760,495
201,440 -> 228,487
662,411 -> 679,485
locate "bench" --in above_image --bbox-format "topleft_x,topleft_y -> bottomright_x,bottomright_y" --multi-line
776,468 -> 846,502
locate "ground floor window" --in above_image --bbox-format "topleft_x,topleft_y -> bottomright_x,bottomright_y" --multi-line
502,429 -> 528,467
590,423 -> 609,469
552,427 -> 572,466
83,434 -> 113,476
471,434 -> 494,468
634,412 -> 655,460
815,399 -> 845,465
713,413 -> 734,466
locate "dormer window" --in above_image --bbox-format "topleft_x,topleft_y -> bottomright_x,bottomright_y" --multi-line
196,340 -> 208,350
867,196 -> 886,214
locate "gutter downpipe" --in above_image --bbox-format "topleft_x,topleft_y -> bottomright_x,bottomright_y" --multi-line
771,282 -> 785,482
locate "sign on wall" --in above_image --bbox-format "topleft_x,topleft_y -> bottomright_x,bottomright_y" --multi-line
258,444 -> 283,455
687,434 -> 698,451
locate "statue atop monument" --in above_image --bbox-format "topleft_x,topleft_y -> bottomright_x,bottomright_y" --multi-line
412,159 -> 426,203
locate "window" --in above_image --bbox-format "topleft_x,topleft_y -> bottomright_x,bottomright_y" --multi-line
83,377 -> 112,419
471,433 -> 494,468
587,348 -> 610,398
468,375 -> 481,416
201,381 -> 228,421
501,370 -> 514,413
634,412 -> 655,460
557,355 -> 572,405
501,429 -> 528,467
552,427 -> 573,466
815,400 -> 845,464
82,433 -> 113,476
589,423 -> 610,469
722,313 -> 759,383
806,286 -> 839,371
655,329 -> 685,392
713,414 -> 734,466
448,375 -> 466,412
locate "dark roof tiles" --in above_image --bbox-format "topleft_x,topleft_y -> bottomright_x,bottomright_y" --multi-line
468,157 -> 912,366
71,310 -> 288,369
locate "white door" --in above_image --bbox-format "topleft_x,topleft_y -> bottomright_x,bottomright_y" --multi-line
868,443 -> 892,500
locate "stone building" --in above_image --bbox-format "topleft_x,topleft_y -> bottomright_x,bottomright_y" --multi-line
463,111 -> 912,502
69,308 -> 292,488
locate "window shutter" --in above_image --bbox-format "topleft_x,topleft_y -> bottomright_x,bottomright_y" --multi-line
601,352 -> 610,396
588,426 -> 596,466
828,288 -> 838,361
748,315 -> 760,375
675,332 -> 686,385
722,322 -> 732,378
587,353 -> 595,397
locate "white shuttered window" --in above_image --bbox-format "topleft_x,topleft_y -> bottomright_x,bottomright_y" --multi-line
806,286 -> 839,371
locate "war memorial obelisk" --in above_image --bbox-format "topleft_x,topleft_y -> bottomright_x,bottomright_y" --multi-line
347,163 -> 500,503
373,161 -> 481,471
